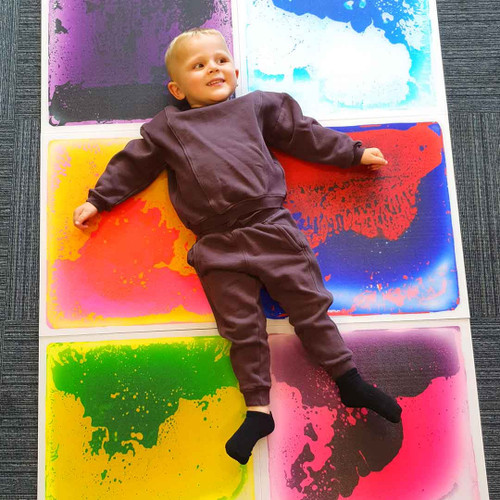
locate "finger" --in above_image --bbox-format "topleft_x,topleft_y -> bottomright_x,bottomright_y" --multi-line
76,217 -> 90,229
74,217 -> 87,228
79,211 -> 92,226
369,155 -> 388,165
73,208 -> 89,228
73,208 -> 82,227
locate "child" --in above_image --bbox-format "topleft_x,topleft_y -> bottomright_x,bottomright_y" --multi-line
73,28 -> 401,465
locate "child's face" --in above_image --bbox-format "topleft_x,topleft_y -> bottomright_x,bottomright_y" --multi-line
168,34 -> 239,108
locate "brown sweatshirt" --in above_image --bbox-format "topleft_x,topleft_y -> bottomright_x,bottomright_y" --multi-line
87,91 -> 364,235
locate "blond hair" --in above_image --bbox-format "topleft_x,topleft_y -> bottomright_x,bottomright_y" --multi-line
164,28 -> 226,79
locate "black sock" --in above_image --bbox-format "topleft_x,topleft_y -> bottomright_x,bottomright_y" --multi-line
336,368 -> 402,423
225,411 -> 275,465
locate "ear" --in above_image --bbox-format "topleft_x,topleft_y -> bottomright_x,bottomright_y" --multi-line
168,81 -> 186,101
235,68 -> 240,80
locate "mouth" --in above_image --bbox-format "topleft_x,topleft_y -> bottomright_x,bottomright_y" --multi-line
207,79 -> 225,87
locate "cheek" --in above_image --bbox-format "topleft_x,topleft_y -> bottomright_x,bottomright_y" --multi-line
193,76 -> 206,88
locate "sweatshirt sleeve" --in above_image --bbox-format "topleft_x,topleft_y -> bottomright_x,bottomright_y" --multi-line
261,92 -> 364,168
87,125 -> 166,212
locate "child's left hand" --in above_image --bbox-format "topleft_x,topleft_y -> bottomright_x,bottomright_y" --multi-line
360,148 -> 388,170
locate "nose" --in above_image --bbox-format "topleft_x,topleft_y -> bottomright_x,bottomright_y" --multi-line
207,61 -> 219,73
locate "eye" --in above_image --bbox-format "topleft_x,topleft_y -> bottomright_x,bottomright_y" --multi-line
193,63 -> 204,69
217,58 -> 227,64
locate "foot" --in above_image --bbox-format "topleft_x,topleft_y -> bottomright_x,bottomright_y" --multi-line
225,411 -> 275,464
336,368 -> 402,423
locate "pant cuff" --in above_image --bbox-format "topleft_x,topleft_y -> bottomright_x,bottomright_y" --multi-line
326,358 -> 357,381
242,387 -> 271,407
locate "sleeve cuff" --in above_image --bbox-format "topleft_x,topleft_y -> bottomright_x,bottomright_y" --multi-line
87,191 -> 111,212
352,143 -> 365,166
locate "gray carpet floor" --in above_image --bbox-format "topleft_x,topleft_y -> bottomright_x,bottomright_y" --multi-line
0,0 -> 498,498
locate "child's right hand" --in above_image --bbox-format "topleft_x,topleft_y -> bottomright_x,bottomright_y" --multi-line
73,202 -> 98,229
360,148 -> 388,170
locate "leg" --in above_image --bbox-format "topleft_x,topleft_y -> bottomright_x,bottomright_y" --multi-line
199,269 -> 271,406
243,216 -> 401,423
198,269 -> 275,463
263,247 -> 400,422
252,225 -> 355,379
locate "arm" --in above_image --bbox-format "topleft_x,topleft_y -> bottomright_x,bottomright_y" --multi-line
261,92 -> 365,168
73,125 -> 165,229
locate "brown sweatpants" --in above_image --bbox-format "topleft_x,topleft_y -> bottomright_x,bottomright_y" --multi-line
188,207 -> 355,406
